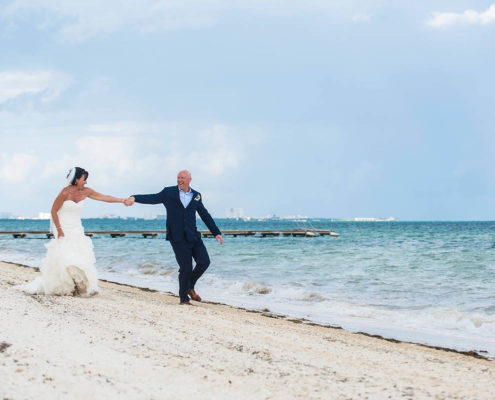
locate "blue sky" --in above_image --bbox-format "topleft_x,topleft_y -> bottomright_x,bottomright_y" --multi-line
1,0 -> 494,219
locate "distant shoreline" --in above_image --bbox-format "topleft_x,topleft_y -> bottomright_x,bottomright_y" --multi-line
2,217 -> 495,222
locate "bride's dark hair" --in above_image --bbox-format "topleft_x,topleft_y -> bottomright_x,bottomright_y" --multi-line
68,167 -> 89,185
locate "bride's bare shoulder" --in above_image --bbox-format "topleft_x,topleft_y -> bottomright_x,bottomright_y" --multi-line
59,186 -> 72,197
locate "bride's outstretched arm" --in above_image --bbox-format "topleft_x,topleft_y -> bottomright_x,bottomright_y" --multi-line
51,188 -> 70,238
87,188 -> 126,204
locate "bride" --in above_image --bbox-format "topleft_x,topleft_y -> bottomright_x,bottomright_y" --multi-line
16,167 -> 130,297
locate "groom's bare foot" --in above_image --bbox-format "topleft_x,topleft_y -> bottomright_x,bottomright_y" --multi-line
180,301 -> 194,306
188,289 -> 202,302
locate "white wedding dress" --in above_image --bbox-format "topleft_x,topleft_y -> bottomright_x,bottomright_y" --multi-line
16,200 -> 99,296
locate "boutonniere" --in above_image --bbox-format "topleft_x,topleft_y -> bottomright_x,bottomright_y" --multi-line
194,194 -> 201,201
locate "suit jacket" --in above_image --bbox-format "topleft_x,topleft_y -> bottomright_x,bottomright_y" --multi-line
133,186 -> 221,243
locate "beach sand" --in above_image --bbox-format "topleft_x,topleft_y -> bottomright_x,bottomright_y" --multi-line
1,260 -> 494,400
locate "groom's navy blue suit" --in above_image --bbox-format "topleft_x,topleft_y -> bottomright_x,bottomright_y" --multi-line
133,186 -> 221,302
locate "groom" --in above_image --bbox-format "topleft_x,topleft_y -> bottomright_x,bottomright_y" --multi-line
126,170 -> 223,305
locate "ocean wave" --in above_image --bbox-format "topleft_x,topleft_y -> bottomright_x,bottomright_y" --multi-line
137,262 -> 176,276
303,292 -> 326,302
242,281 -> 272,295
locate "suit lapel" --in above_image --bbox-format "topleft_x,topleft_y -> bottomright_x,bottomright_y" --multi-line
186,189 -> 197,209
174,186 -> 184,208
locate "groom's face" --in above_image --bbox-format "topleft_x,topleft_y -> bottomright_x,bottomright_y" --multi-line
177,171 -> 191,191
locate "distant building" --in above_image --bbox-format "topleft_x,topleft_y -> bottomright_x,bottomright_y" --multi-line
35,212 -> 51,220
226,208 -> 245,219
353,217 -> 397,222
279,215 -> 308,220
98,214 -> 121,219
338,217 -> 397,222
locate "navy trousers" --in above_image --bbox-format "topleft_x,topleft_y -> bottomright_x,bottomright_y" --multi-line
171,239 -> 210,302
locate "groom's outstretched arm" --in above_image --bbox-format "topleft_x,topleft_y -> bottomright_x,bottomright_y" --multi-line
131,188 -> 166,205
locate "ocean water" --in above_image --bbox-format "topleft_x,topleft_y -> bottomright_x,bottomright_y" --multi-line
1,218 -> 494,358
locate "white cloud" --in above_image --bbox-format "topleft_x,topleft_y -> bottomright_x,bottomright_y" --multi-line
33,121 -> 258,190
42,154 -> 74,180
196,125 -> 241,175
88,121 -> 168,135
2,0 -> 235,41
352,13 -> 372,23
0,117 -> 261,217
168,125 -> 248,177
0,153 -> 37,183
77,135 -> 173,188
0,70 -> 72,103
427,4 -> 495,28
3,0 -> 357,41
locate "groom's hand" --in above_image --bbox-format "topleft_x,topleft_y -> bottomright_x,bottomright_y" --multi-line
215,234 -> 223,245
124,196 -> 135,206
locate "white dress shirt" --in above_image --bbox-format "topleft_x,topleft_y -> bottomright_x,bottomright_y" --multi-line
179,188 -> 193,208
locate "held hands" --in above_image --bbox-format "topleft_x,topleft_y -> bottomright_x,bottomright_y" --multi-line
215,234 -> 223,245
123,196 -> 135,207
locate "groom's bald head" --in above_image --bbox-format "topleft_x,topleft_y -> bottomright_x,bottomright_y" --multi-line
178,170 -> 191,178
177,170 -> 192,191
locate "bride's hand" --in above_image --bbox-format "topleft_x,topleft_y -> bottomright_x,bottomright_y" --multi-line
57,227 -> 65,238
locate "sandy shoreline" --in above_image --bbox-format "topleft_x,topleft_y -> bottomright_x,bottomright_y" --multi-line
1,261 -> 494,399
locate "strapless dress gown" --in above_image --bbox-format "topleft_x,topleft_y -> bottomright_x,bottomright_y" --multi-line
15,200 -> 99,296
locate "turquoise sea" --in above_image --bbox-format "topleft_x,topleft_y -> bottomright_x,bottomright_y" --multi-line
1,218 -> 494,358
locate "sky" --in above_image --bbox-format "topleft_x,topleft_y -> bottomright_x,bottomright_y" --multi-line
0,0 -> 494,220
